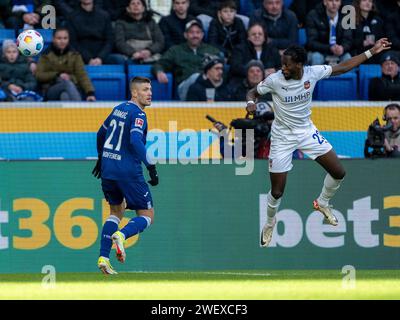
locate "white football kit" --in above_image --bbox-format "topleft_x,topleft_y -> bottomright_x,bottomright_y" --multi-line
257,65 -> 333,173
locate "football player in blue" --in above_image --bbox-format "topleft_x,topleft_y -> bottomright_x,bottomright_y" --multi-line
93,76 -> 159,275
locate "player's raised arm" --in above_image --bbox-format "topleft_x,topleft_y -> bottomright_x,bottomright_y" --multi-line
331,38 -> 391,76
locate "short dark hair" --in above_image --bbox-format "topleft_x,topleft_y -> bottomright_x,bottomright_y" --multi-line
283,45 -> 307,64
130,76 -> 151,89
218,0 -> 237,11
53,27 -> 69,37
385,103 -> 400,113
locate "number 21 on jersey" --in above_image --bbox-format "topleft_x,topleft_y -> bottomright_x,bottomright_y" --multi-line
104,119 -> 125,151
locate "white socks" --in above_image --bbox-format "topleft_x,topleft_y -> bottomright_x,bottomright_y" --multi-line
266,191 -> 281,225
317,174 -> 343,207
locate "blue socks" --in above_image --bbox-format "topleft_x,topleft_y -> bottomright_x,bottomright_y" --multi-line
120,216 -> 151,240
99,215 -> 120,258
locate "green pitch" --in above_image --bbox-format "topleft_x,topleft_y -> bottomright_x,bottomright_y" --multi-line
0,270 -> 399,300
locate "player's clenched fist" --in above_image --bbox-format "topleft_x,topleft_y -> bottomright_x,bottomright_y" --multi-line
246,101 -> 257,114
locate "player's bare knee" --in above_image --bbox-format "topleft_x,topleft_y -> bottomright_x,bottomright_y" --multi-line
110,203 -> 125,220
271,190 -> 284,200
138,208 -> 154,224
332,168 -> 346,180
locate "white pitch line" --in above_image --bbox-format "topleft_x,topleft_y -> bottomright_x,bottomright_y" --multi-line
125,271 -> 273,277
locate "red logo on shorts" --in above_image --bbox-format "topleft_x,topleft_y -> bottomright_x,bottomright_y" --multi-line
304,80 -> 310,89
135,118 -> 144,128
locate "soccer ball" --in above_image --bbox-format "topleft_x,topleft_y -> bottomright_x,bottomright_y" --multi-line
16,29 -> 44,57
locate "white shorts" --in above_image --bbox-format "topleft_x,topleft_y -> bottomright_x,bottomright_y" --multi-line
268,122 -> 332,173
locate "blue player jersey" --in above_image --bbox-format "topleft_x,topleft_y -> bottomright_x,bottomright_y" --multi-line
96,101 -> 150,181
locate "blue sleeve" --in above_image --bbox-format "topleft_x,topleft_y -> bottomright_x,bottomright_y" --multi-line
130,113 -> 151,167
130,131 -> 150,167
96,115 -> 111,157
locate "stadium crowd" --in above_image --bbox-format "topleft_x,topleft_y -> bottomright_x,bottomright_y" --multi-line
0,0 -> 399,102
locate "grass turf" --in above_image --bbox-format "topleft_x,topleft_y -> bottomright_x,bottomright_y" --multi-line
0,270 -> 399,300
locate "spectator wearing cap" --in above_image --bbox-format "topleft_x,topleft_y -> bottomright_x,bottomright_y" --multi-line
186,54 -> 232,101
230,60 -> 272,102
249,0 -> 298,52
306,0 -> 353,65
351,0 -> 385,64
208,0 -> 247,64
152,19 -> 222,101
385,1 -> 400,54
0,39 -> 39,101
230,22 -> 281,83
369,52 -> 400,101
114,0 -> 165,64
159,0 -> 196,51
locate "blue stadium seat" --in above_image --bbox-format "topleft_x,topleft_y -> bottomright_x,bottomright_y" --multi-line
85,65 -> 126,101
128,64 -> 152,74
128,64 -> 173,101
0,29 -> 15,43
85,65 -> 125,74
33,29 -> 53,44
298,28 -> 307,46
239,0 -> 255,16
315,71 -> 358,101
359,64 -> 381,100
284,0 -> 293,8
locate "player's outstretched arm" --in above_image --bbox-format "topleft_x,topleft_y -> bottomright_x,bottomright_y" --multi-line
331,38 -> 391,76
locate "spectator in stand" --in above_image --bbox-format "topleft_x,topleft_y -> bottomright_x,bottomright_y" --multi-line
385,1 -> 400,55
249,0 -> 298,53
67,0 -> 117,65
54,0 -> 81,26
189,0 -> 239,17
382,103 -> 400,157
352,0 -> 385,64
306,0 -> 353,65
158,0 -> 195,51
230,59 -> 272,101
6,0 -> 52,30
0,40 -> 40,101
101,0 -> 129,21
289,0 -> 321,28
369,52 -> 400,101
186,54 -> 231,101
36,27 -> 96,101
230,22 -> 281,83
114,0 -> 165,64
152,19 -> 221,101
188,0 -> 249,33
208,0 -> 246,64
0,0 -> 11,28
375,0 -> 399,18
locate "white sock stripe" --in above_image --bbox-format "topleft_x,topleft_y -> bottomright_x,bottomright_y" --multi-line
142,216 -> 152,228
106,215 -> 121,225
267,191 -> 281,208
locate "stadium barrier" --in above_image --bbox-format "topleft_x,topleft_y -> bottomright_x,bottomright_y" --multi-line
0,101 -> 395,160
0,159 -> 399,273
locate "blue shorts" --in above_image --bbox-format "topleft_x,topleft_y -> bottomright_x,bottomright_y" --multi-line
101,178 -> 153,210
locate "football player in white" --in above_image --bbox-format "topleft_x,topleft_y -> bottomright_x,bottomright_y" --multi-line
246,38 -> 391,247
